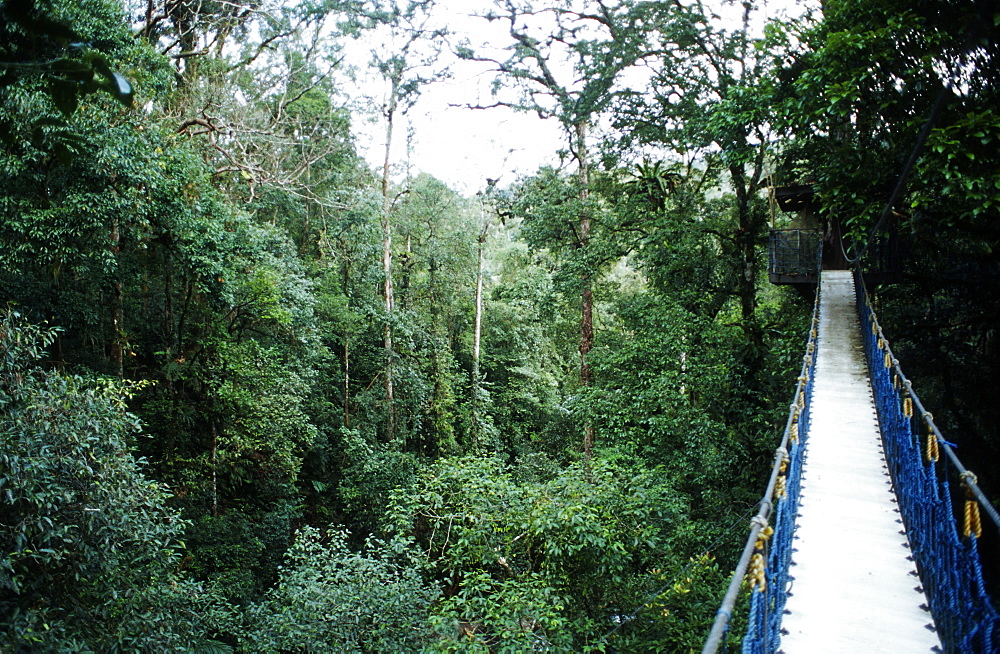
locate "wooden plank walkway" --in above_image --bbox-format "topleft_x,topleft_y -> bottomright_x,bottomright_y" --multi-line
779,271 -> 940,652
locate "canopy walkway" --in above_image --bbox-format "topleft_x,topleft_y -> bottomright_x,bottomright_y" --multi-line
704,269 -> 1000,654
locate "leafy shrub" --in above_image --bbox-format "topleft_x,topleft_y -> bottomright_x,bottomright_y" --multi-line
0,309 -> 223,651
240,525 -> 438,653
388,454 -> 689,650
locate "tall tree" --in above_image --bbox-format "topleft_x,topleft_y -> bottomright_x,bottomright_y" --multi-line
393,173 -> 479,454
612,0 -> 784,384
137,0 -> 360,209
470,190 -> 494,449
463,0 -> 652,457
357,0 -> 448,439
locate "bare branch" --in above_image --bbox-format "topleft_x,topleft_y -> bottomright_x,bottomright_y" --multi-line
227,28 -> 297,72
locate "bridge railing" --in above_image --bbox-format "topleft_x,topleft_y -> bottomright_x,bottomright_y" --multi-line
705,267 -> 1000,654
701,280 -> 821,654
855,268 -> 1000,652
768,228 -> 823,285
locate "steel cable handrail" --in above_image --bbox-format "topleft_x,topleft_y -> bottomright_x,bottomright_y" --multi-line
856,271 -> 1000,533
854,266 -> 1000,651
701,278 -> 822,654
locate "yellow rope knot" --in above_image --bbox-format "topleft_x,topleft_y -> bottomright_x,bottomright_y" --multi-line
790,419 -> 799,444
893,373 -> 900,390
871,321 -> 878,335
925,431 -> 940,463
903,396 -> 913,418
965,500 -> 983,540
747,525 -> 774,591
961,472 -> 983,539
748,552 -> 767,591
884,351 -> 892,369
775,476 -> 787,501
774,447 -> 792,502
775,453 -> 791,500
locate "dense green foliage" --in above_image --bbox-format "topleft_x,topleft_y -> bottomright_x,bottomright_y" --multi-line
771,0 -> 1000,503
1,0 -> 996,650
0,310 -> 225,651
239,525 -> 439,652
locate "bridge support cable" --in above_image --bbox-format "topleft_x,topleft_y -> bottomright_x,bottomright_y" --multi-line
701,282 -> 821,654
855,268 -> 1000,652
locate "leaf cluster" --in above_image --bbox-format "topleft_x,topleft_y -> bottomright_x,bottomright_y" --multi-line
0,309 -> 224,650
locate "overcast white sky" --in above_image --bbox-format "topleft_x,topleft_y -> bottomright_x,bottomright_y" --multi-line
343,0 -> 566,195
346,0 -> 815,196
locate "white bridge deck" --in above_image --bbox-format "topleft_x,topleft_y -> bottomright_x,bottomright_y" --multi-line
779,271 -> 940,652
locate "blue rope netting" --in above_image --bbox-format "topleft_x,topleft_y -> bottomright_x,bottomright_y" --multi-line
855,269 -> 1000,653
741,300 -> 819,654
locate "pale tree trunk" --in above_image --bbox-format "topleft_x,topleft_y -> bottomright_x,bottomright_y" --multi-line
471,213 -> 489,449
575,119 -> 595,459
109,215 -> 124,378
343,259 -> 351,429
381,74 -> 399,438
210,419 -> 219,517
343,334 -> 351,428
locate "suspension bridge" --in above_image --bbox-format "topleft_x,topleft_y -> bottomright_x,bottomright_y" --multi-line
702,267 -> 1000,653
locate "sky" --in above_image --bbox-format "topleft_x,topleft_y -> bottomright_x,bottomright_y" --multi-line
392,71 -> 568,196
344,0 -> 567,196
346,0 -> 816,196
